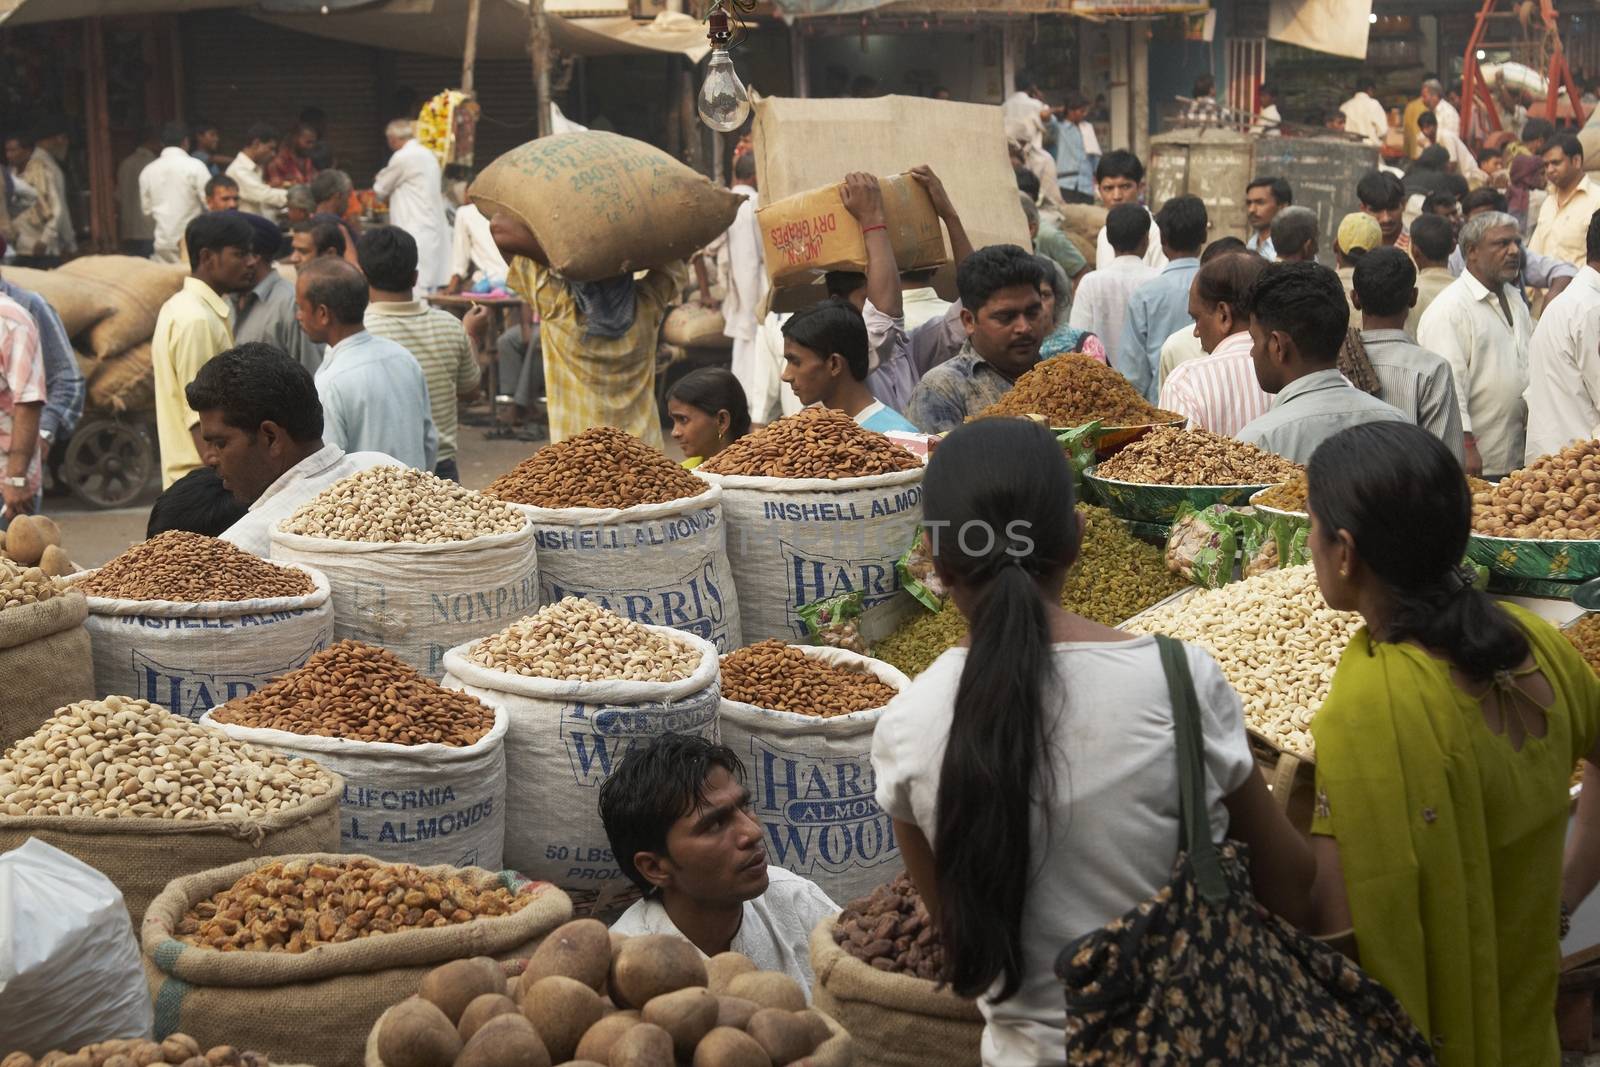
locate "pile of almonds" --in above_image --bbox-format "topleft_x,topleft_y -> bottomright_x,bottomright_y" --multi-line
175,857 -> 532,952
210,640 -> 495,746
485,426 -> 706,509
0,696 -> 335,820
1097,426 -> 1301,486
981,353 -> 1180,426
721,640 -> 899,716
77,531 -> 314,602
699,406 -> 923,479
2,1033 -> 270,1067
1473,439 -> 1600,539
468,597 -> 703,682
279,466 -> 525,544
835,872 -> 947,980
0,557 -> 65,612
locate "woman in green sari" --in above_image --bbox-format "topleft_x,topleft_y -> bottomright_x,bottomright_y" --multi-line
1305,420 -> 1600,1066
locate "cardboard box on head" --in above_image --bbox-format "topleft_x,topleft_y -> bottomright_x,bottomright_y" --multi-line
756,173 -> 948,288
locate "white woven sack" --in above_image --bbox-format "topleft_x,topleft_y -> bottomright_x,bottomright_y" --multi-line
198,705 -> 509,870
512,483 -> 741,652
69,563 -> 334,719
718,644 -> 910,905
694,467 -> 923,644
269,521 -> 539,680
441,627 -> 720,917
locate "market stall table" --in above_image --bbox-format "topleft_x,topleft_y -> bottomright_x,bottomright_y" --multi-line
425,292 -> 531,433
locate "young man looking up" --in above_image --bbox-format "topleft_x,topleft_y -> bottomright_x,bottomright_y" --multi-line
1357,170 -> 1409,251
1350,246 -> 1464,462
294,257 -> 437,472
1244,177 -> 1292,260
600,733 -> 837,993
780,298 -> 917,434
152,211 -> 259,488
188,342 -> 397,557
359,225 -> 484,482
1093,150 -> 1165,271
1236,261 -> 1409,464
906,245 -> 1047,434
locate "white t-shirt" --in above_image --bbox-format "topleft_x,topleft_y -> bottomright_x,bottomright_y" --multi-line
872,636 -> 1254,1067
608,867 -> 839,996
1095,211 -> 1167,271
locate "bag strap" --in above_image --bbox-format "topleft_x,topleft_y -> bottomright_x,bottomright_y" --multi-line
1156,635 -> 1228,904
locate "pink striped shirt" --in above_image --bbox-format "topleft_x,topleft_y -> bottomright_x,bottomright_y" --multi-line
0,293 -> 46,499
1158,331 -> 1271,438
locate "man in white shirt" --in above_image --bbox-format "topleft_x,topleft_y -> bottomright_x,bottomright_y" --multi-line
1340,79 -> 1391,146
1159,251 -> 1271,436
1530,134 -> 1600,269
1069,203 -> 1155,360
1417,211 -> 1533,478
374,120 -> 450,295
1523,214 -> 1600,462
716,152 -> 768,416
446,202 -> 509,292
186,342 -> 398,557
294,257 -> 437,471
116,128 -> 157,257
600,733 -> 838,996
4,132 -> 70,267
225,124 -> 288,218
141,122 -> 212,265
1421,78 -> 1459,139
1093,150 -> 1165,271
1003,72 -> 1063,213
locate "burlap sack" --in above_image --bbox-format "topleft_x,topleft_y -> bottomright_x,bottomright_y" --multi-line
1056,203 -> 1108,265
0,589 -> 95,748
1,265 -> 116,339
663,304 -> 731,348
143,853 -> 572,1067
810,918 -> 983,1067
87,343 -> 154,413
469,131 -> 743,282
0,772 -> 342,929
57,256 -> 187,360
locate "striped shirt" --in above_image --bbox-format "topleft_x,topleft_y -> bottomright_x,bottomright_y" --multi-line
1157,332 -> 1270,437
364,300 -> 479,463
507,257 -> 685,448
0,293 -> 47,498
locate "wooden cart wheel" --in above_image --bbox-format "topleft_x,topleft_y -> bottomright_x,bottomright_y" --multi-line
60,417 -> 156,509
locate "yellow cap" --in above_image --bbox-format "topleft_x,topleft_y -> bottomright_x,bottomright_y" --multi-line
1337,212 -> 1383,255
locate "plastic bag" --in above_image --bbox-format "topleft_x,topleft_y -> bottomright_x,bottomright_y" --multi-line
1270,515 -> 1311,570
1057,421 -> 1102,496
1166,505 -> 1239,588
0,838 -> 152,1054
897,527 -> 947,612
799,591 -> 869,654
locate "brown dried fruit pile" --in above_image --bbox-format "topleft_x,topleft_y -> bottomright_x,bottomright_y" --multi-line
2,1033 -> 271,1067
211,640 -> 495,746
485,426 -> 707,509
78,531 -> 314,602
834,873 -> 946,980
1565,614 -> 1600,676
1473,440 -> 1600,539
176,857 -> 531,952
721,640 -> 898,716
1255,475 -> 1309,512
980,353 -> 1180,426
699,406 -> 923,479
1097,426 -> 1301,486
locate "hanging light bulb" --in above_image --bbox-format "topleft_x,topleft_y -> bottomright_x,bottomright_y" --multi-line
699,4 -> 751,133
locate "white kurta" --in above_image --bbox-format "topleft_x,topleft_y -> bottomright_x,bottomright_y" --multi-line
718,183 -> 768,417
374,139 -> 451,294
1523,266 -> 1600,462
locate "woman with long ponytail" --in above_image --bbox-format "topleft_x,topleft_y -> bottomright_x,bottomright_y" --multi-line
1306,421 -> 1600,1065
872,418 -> 1314,1066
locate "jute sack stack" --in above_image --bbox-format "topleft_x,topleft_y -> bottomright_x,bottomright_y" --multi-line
719,646 -> 909,905
56,256 -> 188,360
0,589 -> 95,748
694,466 -> 924,643
0,773 -> 342,929
87,342 -> 155,413
441,627 -> 720,918
70,562 -> 335,717
142,854 -> 573,1067
509,482 -> 742,653
1,265 -> 116,338
469,130 -> 743,282
810,918 -> 984,1067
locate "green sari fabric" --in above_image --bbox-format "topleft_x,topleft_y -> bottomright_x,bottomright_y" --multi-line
1311,604 -> 1600,1066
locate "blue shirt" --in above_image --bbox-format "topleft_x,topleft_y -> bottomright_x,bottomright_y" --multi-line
314,331 -> 438,472
1049,117 -> 1095,197
1116,257 -> 1200,403
905,345 -> 1019,434
855,401 -> 919,435
0,277 -> 84,441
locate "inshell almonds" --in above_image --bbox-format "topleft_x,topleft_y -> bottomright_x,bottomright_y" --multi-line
699,406 -> 922,480
485,426 -> 706,509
